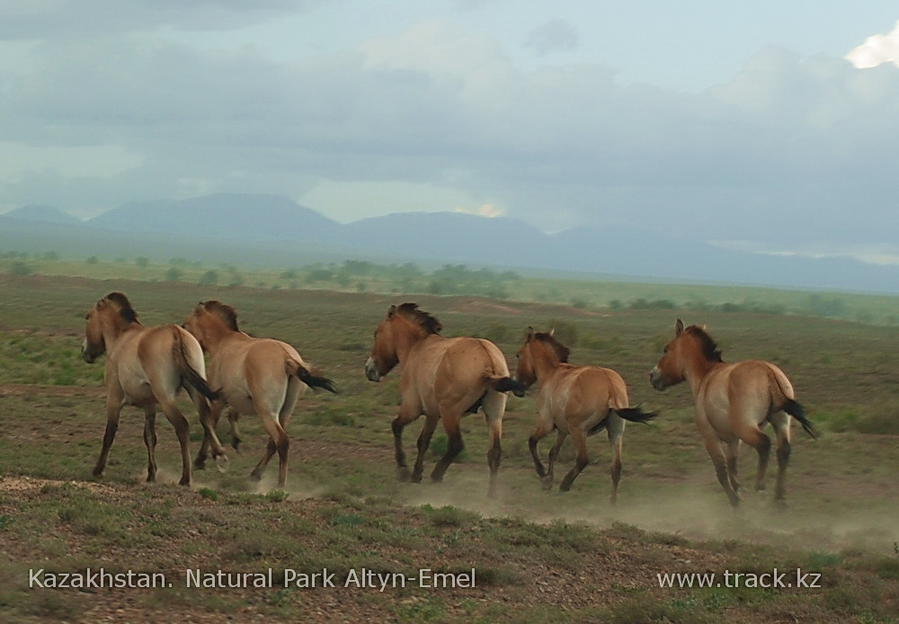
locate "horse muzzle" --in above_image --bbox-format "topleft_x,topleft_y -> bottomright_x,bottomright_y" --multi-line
364,357 -> 381,382
649,367 -> 667,391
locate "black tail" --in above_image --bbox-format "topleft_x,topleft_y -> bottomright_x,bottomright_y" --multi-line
784,399 -> 817,439
172,327 -> 220,401
587,407 -> 657,436
294,364 -> 338,394
489,376 -> 528,396
613,407 -> 657,424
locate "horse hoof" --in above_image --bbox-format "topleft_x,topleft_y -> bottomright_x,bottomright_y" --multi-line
249,471 -> 262,482
755,483 -> 766,492
231,440 -> 242,454
146,474 -> 156,483
214,454 -> 229,473
397,467 -> 411,482
410,472 -> 423,483
193,460 -> 206,470
179,478 -> 190,487
559,483 -> 572,492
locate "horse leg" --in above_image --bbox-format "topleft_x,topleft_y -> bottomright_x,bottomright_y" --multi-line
188,388 -> 228,470
143,406 -> 158,482
392,401 -> 422,481
430,412 -> 464,483
770,412 -> 792,504
559,426 -> 589,492
227,408 -> 243,452
411,414 -> 439,483
725,439 -> 742,493
483,391 -> 506,498
703,434 -> 740,507
528,411 -> 554,478
607,412 -> 625,504
544,429 -> 568,490
270,380 -> 302,486
194,399 -> 224,469
158,400 -> 193,486
250,411 -> 288,487
93,392 -> 123,478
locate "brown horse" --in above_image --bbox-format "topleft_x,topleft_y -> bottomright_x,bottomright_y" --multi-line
650,319 -> 817,506
183,301 -> 337,488
516,328 -> 656,497
82,292 -> 219,486
364,303 -> 526,497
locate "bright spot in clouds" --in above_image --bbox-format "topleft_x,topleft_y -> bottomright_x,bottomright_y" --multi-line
454,203 -> 505,218
846,20 -> 899,68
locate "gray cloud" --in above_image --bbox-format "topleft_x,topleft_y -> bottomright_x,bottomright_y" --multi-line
1,16 -> 898,250
523,19 -> 579,55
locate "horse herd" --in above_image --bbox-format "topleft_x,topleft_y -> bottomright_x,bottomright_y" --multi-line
80,292 -> 817,507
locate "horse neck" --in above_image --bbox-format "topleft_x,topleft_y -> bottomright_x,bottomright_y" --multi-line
392,321 -> 432,364
531,345 -> 562,387
682,352 -> 717,396
101,316 -> 139,350
199,319 -> 238,355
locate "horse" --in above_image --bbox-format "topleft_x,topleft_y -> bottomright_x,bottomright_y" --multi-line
649,319 -> 817,506
182,301 -> 337,488
364,303 -> 526,497
515,327 -> 656,497
81,292 -> 220,486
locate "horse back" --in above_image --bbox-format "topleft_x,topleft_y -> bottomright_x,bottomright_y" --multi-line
406,336 -> 507,409
547,365 -> 625,419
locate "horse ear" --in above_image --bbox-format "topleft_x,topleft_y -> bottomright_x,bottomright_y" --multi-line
526,326 -> 535,339
675,318 -> 685,336
548,327 -> 555,336
387,305 -> 397,317
96,298 -> 107,309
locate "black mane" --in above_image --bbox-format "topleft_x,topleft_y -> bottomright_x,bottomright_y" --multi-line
685,325 -> 723,362
104,292 -> 138,323
202,301 -> 240,331
395,303 -> 442,334
534,332 -> 570,363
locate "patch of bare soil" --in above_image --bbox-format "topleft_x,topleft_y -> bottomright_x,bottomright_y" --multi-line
0,383 -> 104,398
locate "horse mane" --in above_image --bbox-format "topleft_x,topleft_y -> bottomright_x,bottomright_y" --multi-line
395,303 -> 442,335
534,332 -> 570,363
202,301 -> 240,331
685,325 -> 723,362
104,292 -> 138,323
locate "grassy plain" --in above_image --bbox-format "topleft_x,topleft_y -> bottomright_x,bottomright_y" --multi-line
0,274 -> 897,623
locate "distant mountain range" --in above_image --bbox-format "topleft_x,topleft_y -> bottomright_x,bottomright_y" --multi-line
2,193 -> 898,294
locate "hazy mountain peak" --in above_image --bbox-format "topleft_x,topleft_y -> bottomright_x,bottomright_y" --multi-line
4,204 -> 82,225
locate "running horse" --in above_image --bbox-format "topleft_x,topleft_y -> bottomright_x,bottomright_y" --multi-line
182,301 -> 337,488
516,328 -> 656,497
650,319 -> 817,506
364,303 -> 526,497
81,292 -> 220,486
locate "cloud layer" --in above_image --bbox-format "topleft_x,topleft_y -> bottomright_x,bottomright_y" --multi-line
1,4 -> 898,253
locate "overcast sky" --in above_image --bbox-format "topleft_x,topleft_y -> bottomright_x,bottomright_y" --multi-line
2,1 -> 898,262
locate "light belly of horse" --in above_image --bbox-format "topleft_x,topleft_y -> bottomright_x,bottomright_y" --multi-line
120,380 -> 157,407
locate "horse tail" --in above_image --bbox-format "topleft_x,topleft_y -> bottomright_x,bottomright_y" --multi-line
171,326 -> 220,400
488,376 -> 528,396
286,359 -> 338,394
783,399 -> 817,439
768,369 -> 817,438
612,407 -> 657,424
